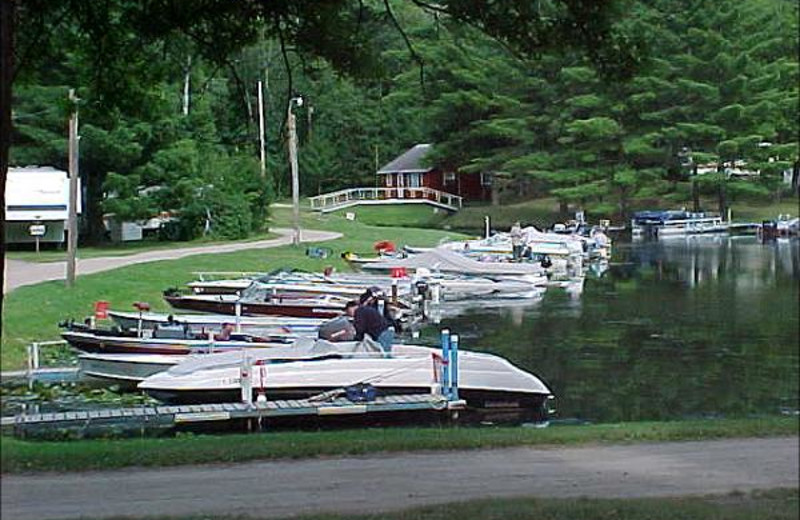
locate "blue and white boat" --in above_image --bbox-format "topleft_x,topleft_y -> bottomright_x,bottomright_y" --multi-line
631,210 -> 728,238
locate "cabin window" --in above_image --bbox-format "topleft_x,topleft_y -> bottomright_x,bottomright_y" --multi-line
385,174 -> 393,187
444,171 -> 456,184
480,172 -> 493,186
407,173 -> 422,188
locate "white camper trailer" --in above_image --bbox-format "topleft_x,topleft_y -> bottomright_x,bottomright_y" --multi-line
4,166 -> 81,244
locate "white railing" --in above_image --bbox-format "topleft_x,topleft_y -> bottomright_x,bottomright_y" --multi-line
308,187 -> 463,212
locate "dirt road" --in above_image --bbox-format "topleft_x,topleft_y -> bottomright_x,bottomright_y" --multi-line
3,228 -> 342,293
2,436 -> 797,520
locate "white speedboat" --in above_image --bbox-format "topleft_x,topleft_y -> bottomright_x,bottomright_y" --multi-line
186,271 -> 541,302
138,340 -> 553,420
363,247 -> 548,279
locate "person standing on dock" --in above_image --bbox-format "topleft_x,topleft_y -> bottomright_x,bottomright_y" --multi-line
510,221 -> 524,261
348,291 -> 394,355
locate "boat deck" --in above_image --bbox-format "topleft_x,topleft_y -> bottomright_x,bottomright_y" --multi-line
3,394 -> 466,436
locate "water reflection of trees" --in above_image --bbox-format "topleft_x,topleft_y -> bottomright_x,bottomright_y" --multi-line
626,236 -> 800,289
439,239 -> 799,423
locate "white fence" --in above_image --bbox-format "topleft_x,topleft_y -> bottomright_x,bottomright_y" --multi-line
308,187 -> 463,213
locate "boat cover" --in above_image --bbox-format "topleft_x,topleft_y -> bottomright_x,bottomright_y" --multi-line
363,247 -> 545,276
166,338 -> 384,376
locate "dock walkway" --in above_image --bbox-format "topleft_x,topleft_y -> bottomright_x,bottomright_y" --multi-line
3,394 -> 465,435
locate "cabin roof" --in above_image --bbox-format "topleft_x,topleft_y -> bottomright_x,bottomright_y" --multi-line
377,144 -> 435,175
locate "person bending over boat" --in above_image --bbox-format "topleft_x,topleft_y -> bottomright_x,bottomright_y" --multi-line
346,294 -> 394,355
214,323 -> 235,341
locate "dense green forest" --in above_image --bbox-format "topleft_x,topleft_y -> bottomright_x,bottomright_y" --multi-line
10,0 -> 798,243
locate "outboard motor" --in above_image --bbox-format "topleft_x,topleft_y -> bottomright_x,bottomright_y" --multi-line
318,316 -> 356,342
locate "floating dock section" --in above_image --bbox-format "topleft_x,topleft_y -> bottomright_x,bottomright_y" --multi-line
2,331 -> 467,437
3,394 -> 466,437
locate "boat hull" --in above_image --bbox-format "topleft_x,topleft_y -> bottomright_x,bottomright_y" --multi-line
143,387 -> 550,423
164,295 -> 343,319
62,331 -> 289,355
79,353 -> 178,387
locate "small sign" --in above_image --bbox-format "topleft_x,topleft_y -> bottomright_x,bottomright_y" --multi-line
345,212 -> 356,221
29,224 -> 46,237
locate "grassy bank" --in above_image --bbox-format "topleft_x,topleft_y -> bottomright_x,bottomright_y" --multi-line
2,417 -> 796,473
1,208 -> 465,370
331,204 -> 450,229
438,196 -> 799,232
97,489 -> 798,520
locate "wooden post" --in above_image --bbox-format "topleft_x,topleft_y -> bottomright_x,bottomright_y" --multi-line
287,98 -> 302,246
66,89 -> 79,287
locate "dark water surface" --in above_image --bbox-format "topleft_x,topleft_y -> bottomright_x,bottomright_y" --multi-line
438,236 -> 800,423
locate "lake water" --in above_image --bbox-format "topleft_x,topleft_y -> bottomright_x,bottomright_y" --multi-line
438,236 -> 800,423
3,235 -> 798,426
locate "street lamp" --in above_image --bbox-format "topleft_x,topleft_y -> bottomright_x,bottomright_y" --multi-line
287,95 -> 303,246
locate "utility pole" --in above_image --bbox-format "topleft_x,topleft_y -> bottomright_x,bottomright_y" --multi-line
66,89 -> 79,287
287,96 -> 303,246
257,80 -> 266,179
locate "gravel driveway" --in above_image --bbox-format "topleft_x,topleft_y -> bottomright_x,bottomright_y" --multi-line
2,436 -> 797,520
3,228 -> 342,294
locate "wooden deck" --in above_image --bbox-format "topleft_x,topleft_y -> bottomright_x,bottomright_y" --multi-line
309,187 -> 463,213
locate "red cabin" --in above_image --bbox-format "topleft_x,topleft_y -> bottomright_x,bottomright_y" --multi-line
377,144 -> 492,202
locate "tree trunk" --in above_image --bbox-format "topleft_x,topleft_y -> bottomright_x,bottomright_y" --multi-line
618,188 -> 628,220
692,178 -> 700,212
491,183 -> 500,206
792,160 -> 799,195
86,170 -> 108,244
0,0 -> 15,339
717,177 -> 727,219
559,199 -> 568,216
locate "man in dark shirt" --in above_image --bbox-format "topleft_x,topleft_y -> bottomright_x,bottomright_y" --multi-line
346,292 -> 394,355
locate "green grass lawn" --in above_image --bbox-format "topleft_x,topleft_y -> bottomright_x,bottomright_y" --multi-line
111,489 -> 797,520
728,198 -> 799,222
331,204 -> 450,228
1,208 -> 465,371
1,417 -> 796,473
5,231 -> 279,263
442,197 -> 564,231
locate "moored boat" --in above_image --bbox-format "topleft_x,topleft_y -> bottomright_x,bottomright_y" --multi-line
62,329 -> 292,356
163,291 -> 347,318
631,210 -> 728,238
137,340 -> 553,421
108,310 -> 326,335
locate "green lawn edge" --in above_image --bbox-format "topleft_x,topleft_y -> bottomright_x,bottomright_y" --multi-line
86,489 -> 800,520
5,231 -> 281,263
2,417 -> 797,474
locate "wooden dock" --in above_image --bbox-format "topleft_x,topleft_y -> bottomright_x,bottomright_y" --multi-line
2,394 -> 467,436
